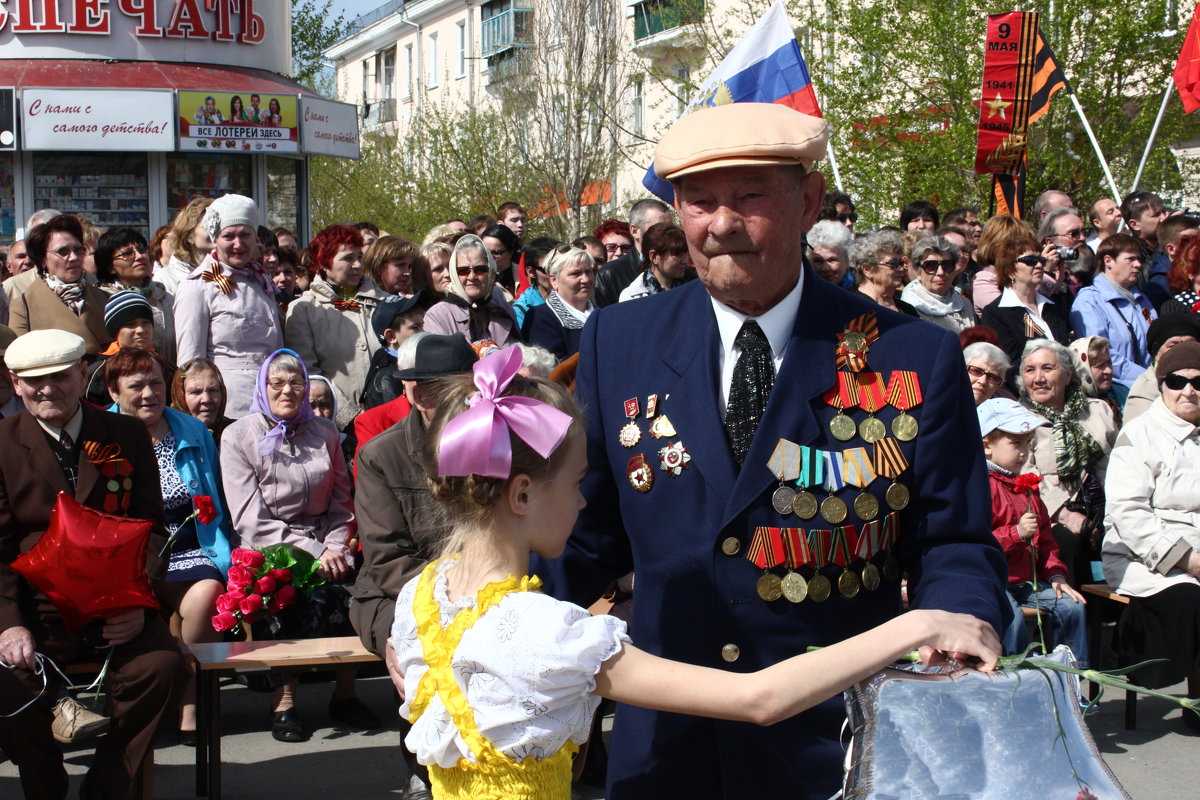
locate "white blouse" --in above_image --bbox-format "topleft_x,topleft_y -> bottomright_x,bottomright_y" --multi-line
391,560 -> 629,767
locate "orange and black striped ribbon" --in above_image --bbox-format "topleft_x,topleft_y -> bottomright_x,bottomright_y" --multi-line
201,267 -> 235,295
746,526 -> 786,570
835,312 -> 880,372
1023,311 -> 1042,339
333,299 -> 362,311
885,371 -> 922,412
872,437 -> 909,479
782,527 -> 813,569
823,371 -> 861,412
857,372 -> 886,413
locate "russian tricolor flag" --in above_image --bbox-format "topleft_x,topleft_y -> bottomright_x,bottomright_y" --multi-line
642,0 -> 822,202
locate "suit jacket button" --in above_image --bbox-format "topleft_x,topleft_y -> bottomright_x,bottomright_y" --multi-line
721,643 -> 740,663
721,537 -> 740,556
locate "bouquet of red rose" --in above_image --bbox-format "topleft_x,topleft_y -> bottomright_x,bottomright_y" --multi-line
211,544 -> 325,633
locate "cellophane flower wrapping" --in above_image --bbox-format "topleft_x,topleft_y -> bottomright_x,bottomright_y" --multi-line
842,647 -> 1130,799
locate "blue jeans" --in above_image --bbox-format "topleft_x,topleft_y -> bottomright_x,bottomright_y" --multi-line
1003,582 -> 1089,667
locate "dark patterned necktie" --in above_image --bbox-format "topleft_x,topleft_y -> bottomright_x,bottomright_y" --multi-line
725,320 -> 775,467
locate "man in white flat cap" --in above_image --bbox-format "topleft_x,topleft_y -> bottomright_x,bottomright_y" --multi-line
0,329 -> 187,800
537,102 -> 1008,799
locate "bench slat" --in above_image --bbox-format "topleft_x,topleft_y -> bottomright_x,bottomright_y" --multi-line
1080,583 -> 1131,605
188,636 -> 379,671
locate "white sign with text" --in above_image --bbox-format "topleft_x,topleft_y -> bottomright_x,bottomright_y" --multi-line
22,88 -> 174,151
300,97 -> 361,160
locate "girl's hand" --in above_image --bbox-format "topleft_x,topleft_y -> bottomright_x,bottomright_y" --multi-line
317,548 -> 350,583
913,610 -> 1001,672
1017,512 -> 1039,542
1051,577 -> 1087,604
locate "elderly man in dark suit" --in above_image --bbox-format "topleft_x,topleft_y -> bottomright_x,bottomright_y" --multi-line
0,329 -> 187,800
536,103 -> 1009,799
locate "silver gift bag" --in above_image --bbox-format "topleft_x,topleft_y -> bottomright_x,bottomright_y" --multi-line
842,647 -> 1130,799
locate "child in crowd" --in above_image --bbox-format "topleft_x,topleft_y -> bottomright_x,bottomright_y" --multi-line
389,347 -> 1000,799
978,398 -> 1089,665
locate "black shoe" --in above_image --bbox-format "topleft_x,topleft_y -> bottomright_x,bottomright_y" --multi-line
177,729 -> 197,747
271,708 -> 308,743
328,696 -> 382,730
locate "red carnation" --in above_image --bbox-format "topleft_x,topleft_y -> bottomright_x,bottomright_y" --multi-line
193,495 -> 218,525
254,575 -> 278,595
226,565 -> 255,589
267,568 -> 291,583
1013,473 -> 1042,494
215,594 -> 240,614
212,611 -> 238,632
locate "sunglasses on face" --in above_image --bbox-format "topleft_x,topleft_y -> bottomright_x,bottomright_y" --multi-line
50,245 -> 87,259
877,258 -> 906,269
967,364 -> 1004,385
114,244 -> 150,260
918,258 -> 956,274
457,265 -> 490,277
488,249 -> 509,257
838,212 -> 858,223
1163,373 -> 1200,391
1056,228 -> 1085,240
1015,255 -> 1048,267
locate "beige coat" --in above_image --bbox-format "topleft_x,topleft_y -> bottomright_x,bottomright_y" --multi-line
9,277 -> 112,354
1022,396 -> 1117,518
1121,366 -> 1159,424
285,276 -> 388,429
1103,397 -> 1200,597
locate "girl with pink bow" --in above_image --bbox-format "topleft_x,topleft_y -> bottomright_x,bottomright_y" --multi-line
388,346 -> 1002,799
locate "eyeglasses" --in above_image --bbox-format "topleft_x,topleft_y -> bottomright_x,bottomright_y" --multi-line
1055,228 -> 1085,240
605,242 -> 633,254
488,249 -> 509,257
456,265 -> 490,277
50,245 -> 87,259
918,258 -> 956,274
1015,255 -> 1048,267
267,379 -> 307,392
967,364 -> 1004,385
877,258 -> 906,269
1162,373 -> 1200,391
113,244 -> 150,260
838,212 -> 858,224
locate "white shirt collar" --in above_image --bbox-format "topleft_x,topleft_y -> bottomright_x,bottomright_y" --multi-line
711,270 -> 804,413
36,404 -> 84,444
998,286 -> 1053,310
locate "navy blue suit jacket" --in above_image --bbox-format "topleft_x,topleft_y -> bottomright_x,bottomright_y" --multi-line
535,268 -> 1009,800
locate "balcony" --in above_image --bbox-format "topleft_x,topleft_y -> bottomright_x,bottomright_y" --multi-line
361,97 -> 397,128
481,8 -> 533,58
633,0 -> 704,41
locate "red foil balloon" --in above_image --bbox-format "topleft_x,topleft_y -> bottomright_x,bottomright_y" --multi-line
11,492 -> 158,631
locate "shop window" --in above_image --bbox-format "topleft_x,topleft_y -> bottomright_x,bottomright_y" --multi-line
0,154 -> 14,238
266,157 -> 303,235
33,153 -> 150,236
165,153 -> 252,222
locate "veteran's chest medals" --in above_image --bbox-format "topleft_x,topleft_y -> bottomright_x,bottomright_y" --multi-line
767,439 -> 800,515
747,527 -> 785,602
779,527 -> 811,603
856,519 -> 882,592
619,397 -> 641,447
886,371 -> 923,442
806,529 -> 832,603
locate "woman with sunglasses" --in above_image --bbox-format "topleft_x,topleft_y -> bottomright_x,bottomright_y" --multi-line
424,234 -> 520,348
95,227 -> 177,365
1102,340 -> 1200,726
981,225 -> 1073,390
899,235 -> 977,332
847,229 -> 919,317
962,341 -> 1011,405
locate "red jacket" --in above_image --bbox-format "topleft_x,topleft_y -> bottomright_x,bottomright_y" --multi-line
988,471 -> 1068,585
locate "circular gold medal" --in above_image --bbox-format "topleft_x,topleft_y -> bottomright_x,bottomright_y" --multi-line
820,495 -> 848,525
853,492 -> 879,521
107,479 -> 120,492
861,562 -> 881,591
843,332 -> 867,352
838,568 -> 861,599
859,416 -> 886,443
772,485 -> 797,515
618,422 -> 641,448
781,571 -> 808,603
808,573 -> 832,603
830,413 -> 856,441
883,554 -> 900,582
892,411 -> 919,442
791,491 -> 819,520
885,481 -> 910,510
757,572 -> 783,602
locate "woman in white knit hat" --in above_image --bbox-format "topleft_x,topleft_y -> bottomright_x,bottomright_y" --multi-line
172,194 -> 283,418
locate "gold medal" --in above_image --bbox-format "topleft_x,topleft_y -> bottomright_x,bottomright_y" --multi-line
626,453 -> 654,493
830,412 -> 856,441
892,411 -> 918,441
808,572 -> 832,603
858,416 -> 886,443
885,481 -> 910,510
883,553 -> 900,582
838,568 -> 861,598
820,495 -> 848,525
861,562 -> 881,591
791,490 -> 819,520
618,421 -> 641,447
842,332 -> 868,353
853,492 -> 879,521
781,571 -> 808,603
757,572 -> 783,602
772,485 -> 797,515
650,414 -> 676,439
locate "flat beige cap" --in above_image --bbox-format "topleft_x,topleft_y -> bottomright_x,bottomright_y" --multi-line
654,103 -> 830,181
5,329 -> 85,377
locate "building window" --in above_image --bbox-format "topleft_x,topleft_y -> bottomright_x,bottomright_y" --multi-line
381,49 -> 395,99
361,58 -> 371,103
633,0 -> 704,41
481,0 -> 533,58
456,21 -> 467,78
404,44 -> 414,101
675,65 -> 691,115
427,32 -> 439,88
631,76 -> 644,138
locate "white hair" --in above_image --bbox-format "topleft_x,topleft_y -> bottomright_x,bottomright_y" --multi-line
397,331 -> 432,371
807,220 -> 853,253
962,342 -> 1010,374
516,344 -> 558,378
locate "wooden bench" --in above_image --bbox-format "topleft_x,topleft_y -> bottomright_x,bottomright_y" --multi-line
1080,583 -> 1136,729
62,662 -> 154,800
188,636 -> 381,800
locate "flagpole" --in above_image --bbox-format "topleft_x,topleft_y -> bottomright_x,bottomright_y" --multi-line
1129,76 -> 1175,195
1067,93 -> 1123,206
825,140 -> 845,193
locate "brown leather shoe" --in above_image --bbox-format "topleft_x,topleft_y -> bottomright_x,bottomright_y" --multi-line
51,696 -> 109,744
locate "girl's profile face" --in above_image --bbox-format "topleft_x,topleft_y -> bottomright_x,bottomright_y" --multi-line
525,426 -> 587,559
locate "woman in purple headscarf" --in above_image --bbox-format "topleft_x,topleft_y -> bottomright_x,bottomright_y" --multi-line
220,349 -> 380,742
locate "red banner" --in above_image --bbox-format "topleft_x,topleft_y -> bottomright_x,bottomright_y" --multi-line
1175,2 -> 1200,114
975,12 -> 1039,175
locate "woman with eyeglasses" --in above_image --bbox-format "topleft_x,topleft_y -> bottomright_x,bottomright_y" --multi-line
220,349 -> 378,742
981,225 -> 1073,389
846,230 -> 919,316
520,245 -> 596,361
1102,341 -> 1200,720
424,234 -> 520,348
9,214 -> 113,354
95,227 -> 177,366
962,341 -> 1011,405
899,235 -> 977,332
480,224 -> 522,296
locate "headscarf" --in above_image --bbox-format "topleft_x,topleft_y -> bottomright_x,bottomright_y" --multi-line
1025,386 -> 1104,484
249,349 -> 315,457
443,234 -> 512,340
1067,337 -> 1102,397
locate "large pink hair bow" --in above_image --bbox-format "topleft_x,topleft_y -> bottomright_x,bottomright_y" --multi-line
438,347 -> 573,479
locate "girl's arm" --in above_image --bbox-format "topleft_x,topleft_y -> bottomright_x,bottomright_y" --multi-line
593,609 -> 999,728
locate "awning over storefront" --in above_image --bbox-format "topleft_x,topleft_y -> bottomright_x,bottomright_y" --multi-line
0,59 -> 317,96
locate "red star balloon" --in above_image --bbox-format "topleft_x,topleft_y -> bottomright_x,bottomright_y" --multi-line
11,492 -> 158,631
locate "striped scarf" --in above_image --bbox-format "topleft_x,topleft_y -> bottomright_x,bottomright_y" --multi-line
45,274 -> 84,314
1026,388 -> 1103,484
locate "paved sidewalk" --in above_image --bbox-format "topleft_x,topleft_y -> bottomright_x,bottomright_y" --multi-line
1,673 -> 1193,797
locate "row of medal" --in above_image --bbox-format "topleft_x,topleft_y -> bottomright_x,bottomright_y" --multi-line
620,393 -> 692,494
767,438 -> 910,524
745,516 -> 900,603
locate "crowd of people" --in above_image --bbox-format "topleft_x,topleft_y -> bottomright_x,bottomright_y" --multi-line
1,99 -> 1199,799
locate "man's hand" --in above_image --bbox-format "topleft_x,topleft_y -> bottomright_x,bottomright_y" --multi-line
1051,576 -> 1087,604
0,625 -> 37,670
102,609 -> 145,647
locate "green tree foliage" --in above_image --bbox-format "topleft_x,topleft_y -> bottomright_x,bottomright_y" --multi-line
292,0 -> 350,93
802,0 -> 1200,224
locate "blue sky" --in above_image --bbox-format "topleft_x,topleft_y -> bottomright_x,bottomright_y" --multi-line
332,1 -> 387,22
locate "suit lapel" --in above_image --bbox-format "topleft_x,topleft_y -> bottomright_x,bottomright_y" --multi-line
73,407 -> 101,502
14,411 -> 72,496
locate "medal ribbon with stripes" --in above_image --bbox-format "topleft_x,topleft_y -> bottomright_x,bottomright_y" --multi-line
782,527 -> 813,569
881,513 -> 899,550
885,371 -> 923,414
746,526 -> 786,570
822,450 -> 847,494
872,437 -> 909,479
797,445 -> 824,490
808,529 -> 829,571
767,439 -> 802,483
835,312 -> 880,372
842,447 -> 876,491
856,520 -> 880,562
829,525 -> 856,567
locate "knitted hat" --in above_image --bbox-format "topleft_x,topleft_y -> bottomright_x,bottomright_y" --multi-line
1147,312 -> 1200,359
104,290 -> 153,336
202,193 -> 260,240
1155,340 -> 1200,381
